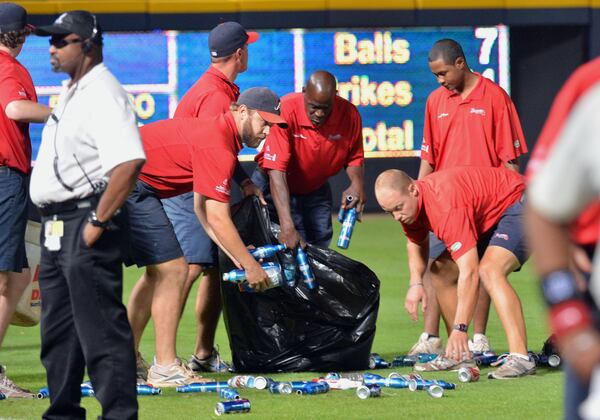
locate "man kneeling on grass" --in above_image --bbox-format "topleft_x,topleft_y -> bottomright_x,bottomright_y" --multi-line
375,166 -> 535,379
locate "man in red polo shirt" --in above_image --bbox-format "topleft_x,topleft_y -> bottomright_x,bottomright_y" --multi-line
128,21 -> 260,379
0,3 -> 50,398
407,38 -> 527,356
125,87 -> 286,387
525,57 -> 600,417
375,166 -> 534,379
253,70 -> 365,249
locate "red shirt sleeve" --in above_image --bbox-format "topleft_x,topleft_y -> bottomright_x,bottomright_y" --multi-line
435,208 -> 478,261
0,72 -> 29,109
493,95 -> 528,163
259,124 -> 291,172
192,146 -> 237,202
420,97 -> 435,166
346,107 -> 364,167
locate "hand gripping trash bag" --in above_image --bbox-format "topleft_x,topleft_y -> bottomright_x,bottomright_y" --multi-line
219,197 -> 380,372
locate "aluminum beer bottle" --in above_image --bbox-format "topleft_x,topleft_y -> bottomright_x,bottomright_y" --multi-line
337,207 -> 357,249
369,353 -> 391,369
215,399 -> 251,416
137,384 -> 161,395
249,244 -> 286,260
176,381 -> 229,393
223,262 -> 284,292
296,247 -> 316,290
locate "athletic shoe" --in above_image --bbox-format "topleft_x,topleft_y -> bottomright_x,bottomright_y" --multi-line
136,352 -> 150,384
147,358 -> 214,388
488,354 -> 536,379
408,332 -> 444,355
0,366 -> 35,398
188,348 -> 230,373
468,333 -> 492,353
414,355 -> 476,372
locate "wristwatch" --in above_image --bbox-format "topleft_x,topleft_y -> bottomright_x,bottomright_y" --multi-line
453,323 -> 468,333
88,210 -> 109,229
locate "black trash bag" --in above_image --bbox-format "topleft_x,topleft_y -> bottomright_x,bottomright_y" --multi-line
219,196 -> 380,373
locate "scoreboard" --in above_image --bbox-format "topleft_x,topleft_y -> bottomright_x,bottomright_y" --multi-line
19,26 -> 509,161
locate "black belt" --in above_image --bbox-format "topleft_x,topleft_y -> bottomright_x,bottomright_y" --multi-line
38,195 -> 100,217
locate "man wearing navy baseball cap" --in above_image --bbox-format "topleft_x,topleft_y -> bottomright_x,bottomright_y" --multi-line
128,21 -> 263,382
208,21 -> 258,58
0,2 -> 50,399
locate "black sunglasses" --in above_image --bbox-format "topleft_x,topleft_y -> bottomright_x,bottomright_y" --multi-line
49,37 -> 83,49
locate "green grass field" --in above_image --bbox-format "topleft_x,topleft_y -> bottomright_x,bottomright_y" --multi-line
1,215 -> 562,419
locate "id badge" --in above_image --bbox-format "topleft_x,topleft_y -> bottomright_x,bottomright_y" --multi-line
44,218 -> 64,251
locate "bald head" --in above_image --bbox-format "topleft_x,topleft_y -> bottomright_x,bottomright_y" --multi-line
303,70 -> 337,126
306,70 -> 337,98
375,170 -> 421,224
375,169 -> 413,197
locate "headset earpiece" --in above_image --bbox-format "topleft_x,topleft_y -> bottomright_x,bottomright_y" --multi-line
81,13 -> 98,55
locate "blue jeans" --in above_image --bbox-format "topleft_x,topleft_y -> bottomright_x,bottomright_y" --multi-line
251,169 -> 333,248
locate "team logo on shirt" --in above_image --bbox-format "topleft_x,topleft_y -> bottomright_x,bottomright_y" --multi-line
18,89 -> 27,97
450,242 -> 462,252
328,134 -> 342,140
494,233 -> 509,241
292,133 -> 307,139
421,144 -> 430,153
215,179 -> 230,196
514,140 -> 521,149
437,112 -> 449,119
469,108 -> 486,116
264,152 -> 277,162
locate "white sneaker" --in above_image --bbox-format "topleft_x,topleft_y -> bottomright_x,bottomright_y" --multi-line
408,332 -> 444,355
468,333 -> 492,353
147,358 -> 214,388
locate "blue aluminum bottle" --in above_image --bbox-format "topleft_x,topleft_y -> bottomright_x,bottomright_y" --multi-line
81,387 -> 95,397
220,388 -> 241,400
368,353 -> 391,369
296,247 -> 316,290
137,384 -> 161,395
268,382 -> 293,394
295,382 -> 329,395
215,399 -> 251,416
37,387 -> 50,399
222,262 -> 281,283
337,208 -> 357,249
408,378 -> 456,391
0,392 -> 5,400
249,244 -> 286,260
473,351 -> 499,366
176,381 -> 229,393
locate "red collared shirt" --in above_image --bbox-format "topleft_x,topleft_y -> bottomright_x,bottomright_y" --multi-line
255,93 -> 364,195
421,74 -> 527,172
402,166 -> 525,261
526,57 -> 600,246
174,66 -> 240,118
0,50 -> 37,174
139,112 -> 241,201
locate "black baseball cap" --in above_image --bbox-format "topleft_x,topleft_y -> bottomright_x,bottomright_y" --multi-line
35,10 -> 101,41
0,3 -> 31,34
209,21 -> 258,58
237,87 -> 287,127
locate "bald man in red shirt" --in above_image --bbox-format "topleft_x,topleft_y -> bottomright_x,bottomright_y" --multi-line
253,70 -> 365,249
376,166 -> 534,379
408,39 -> 528,356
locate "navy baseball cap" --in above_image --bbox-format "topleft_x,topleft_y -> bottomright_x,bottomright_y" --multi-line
0,3 -> 31,33
209,21 -> 258,58
237,87 -> 287,127
35,10 -> 101,41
